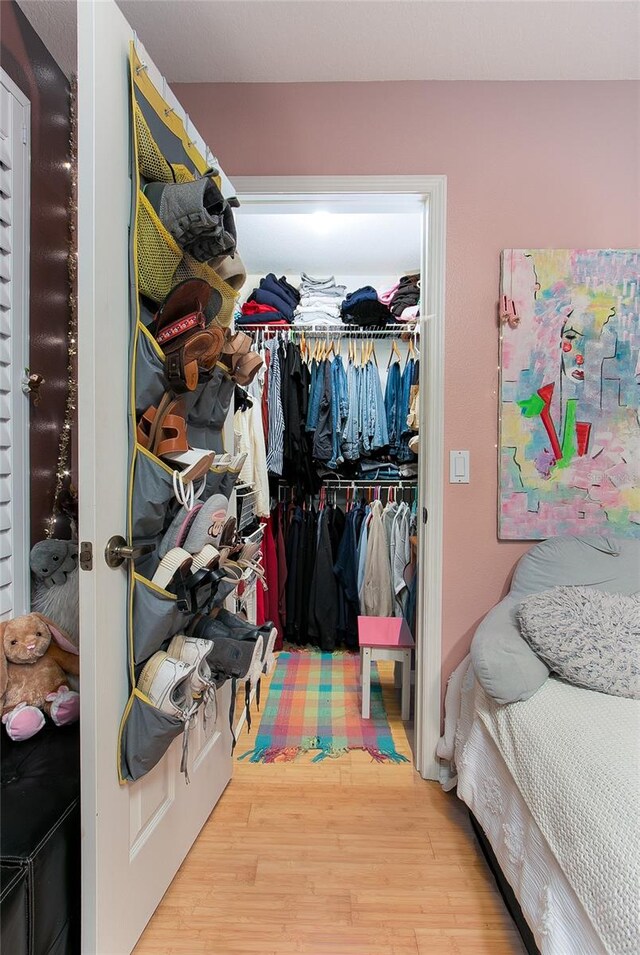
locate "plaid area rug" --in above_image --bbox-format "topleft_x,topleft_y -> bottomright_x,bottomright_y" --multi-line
238,651 -> 408,764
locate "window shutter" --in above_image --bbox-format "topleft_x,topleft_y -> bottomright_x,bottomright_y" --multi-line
0,77 -> 28,621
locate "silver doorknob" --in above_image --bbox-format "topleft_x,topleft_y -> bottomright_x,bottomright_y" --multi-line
105,535 -> 154,569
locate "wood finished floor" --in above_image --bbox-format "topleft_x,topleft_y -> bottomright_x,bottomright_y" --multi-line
134,658 -> 526,955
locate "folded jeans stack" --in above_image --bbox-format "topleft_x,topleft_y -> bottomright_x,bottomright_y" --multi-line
293,273 -> 346,327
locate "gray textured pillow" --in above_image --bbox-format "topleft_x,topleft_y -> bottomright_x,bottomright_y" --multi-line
517,587 -> 640,700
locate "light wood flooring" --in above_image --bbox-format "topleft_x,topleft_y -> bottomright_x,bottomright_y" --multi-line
134,658 -> 526,955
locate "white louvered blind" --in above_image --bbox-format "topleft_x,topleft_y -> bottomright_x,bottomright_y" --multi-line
0,75 -> 29,622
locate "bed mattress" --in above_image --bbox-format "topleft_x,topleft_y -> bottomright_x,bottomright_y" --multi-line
442,659 -> 639,955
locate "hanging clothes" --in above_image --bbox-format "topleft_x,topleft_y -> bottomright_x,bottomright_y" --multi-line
390,502 -> 411,616
308,505 -> 339,651
261,516 -> 283,649
328,354 -> 348,469
234,378 -> 269,517
266,337 -> 284,476
384,356 -> 402,459
361,500 -> 393,617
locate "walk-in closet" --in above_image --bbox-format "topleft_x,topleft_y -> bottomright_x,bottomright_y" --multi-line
228,189 -> 430,759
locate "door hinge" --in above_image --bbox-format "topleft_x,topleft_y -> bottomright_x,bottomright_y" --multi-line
22,125 -> 27,145
422,506 -> 428,525
79,541 -> 93,571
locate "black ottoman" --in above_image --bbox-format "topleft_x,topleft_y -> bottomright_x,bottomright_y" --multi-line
1,722 -> 80,955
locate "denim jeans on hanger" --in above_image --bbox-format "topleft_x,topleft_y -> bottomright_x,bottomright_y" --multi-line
384,359 -> 402,457
370,360 -> 390,452
328,355 -> 348,469
359,360 -> 373,454
341,360 -> 361,461
397,357 -> 416,463
312,360 -> 333,462
306,358 -> 323,432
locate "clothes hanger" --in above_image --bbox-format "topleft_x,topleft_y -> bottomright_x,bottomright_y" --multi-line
387,339 -> 401,367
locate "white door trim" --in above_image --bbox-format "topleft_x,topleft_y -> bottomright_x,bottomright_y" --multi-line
233,175 -> 446,779
1,69 -> 31,620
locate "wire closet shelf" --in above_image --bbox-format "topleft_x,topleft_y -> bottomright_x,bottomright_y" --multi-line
239,317 -> 435,340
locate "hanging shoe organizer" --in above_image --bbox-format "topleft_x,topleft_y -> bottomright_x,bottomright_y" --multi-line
118,44 -> 243,783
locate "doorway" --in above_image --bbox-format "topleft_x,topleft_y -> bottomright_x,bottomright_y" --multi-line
232,176 -> 446,779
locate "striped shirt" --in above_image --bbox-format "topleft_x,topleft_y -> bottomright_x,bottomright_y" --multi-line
265,338 -> 284,476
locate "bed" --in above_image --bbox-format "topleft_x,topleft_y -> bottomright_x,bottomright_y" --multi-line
438,537 -> 640,955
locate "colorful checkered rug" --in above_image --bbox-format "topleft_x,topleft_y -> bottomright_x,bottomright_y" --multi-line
238,651 -> 409,764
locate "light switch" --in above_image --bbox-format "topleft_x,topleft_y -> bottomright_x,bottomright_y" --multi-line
450,450 -> 470,483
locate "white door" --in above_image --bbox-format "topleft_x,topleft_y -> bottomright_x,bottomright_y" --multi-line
77,3 -> 232,953
0,73 -> 30,623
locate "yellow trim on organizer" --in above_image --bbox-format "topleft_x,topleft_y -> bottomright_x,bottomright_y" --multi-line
133,572 -> 177,600
130,44 -> 211,180
117,690 -> 137,785
133,687 -> 154,707
138,320 -> 165,361
136,443 -> 175,475
128,560 -> 136,686
215,361 -> 233,379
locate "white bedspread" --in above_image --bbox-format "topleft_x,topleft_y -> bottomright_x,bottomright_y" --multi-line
466,674 -> 640,955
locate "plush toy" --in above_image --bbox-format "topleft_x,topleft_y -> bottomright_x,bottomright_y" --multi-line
30,540 -> 79,650
0,613 -> 80,741
30,539 -> 78,588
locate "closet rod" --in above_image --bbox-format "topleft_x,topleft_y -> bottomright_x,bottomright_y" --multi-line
320,479 -> 418,488
240,322 -> 432,338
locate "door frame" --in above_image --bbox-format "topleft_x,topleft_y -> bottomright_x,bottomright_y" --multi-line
1,69 -> 31,619
233,175 -> 446,779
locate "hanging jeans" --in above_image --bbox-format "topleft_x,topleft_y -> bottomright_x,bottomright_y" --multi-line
306,358 -> 323,433
397,357 -> 416,463
341,360 -> 361,461
384,359 -> 402,458
370,361 -> 390,452
312,360 -> 333,462
328,355 -> 348,469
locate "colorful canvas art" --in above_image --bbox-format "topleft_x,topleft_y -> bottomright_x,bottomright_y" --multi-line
499,249 -> 639,540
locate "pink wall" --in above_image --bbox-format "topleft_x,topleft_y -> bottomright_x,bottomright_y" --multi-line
176,80 -> 640,680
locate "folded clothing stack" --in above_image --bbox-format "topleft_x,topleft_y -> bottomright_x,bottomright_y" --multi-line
237,300 -> 289,327
293,273 -> 346,327
390,274 -> 420,318
241,273 -> 300,324
341,285 -> 394,328
379,274 -> 420,320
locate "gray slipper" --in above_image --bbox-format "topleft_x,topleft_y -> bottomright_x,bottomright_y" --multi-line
159,502 -> 203,560
182,494 -> 229,553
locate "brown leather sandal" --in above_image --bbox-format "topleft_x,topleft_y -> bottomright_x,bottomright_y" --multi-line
147,396 -> 215,482
163,326 -> 225,392
136,405 -> 157,448
231,351 -> 263,387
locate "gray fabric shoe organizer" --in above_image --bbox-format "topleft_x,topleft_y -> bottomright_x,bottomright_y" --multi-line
118,54 -> 243,784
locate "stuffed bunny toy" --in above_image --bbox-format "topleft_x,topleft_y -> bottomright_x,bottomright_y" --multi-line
0,613 -> 80,742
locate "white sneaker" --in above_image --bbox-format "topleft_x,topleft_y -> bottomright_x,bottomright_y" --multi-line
167,635 -> 214,695
151,547 -> 193,590
138,651 -> 196,717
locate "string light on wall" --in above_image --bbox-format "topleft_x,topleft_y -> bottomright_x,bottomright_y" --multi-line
45,74 -> 78,539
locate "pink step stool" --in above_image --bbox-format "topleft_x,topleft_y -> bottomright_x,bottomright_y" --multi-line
358,616 -> 415,721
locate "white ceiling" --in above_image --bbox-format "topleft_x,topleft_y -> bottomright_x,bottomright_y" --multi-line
17,0 -> 640,82
236,205 -> 422,276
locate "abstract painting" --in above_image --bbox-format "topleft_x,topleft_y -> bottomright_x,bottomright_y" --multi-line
499,249 -> 639,540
